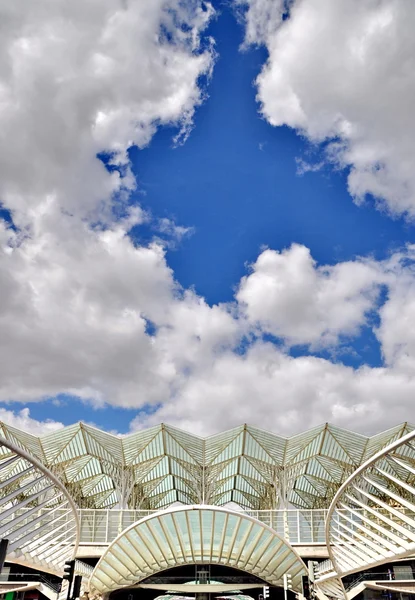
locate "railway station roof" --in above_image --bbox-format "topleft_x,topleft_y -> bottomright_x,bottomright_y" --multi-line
0,421 -> 413,510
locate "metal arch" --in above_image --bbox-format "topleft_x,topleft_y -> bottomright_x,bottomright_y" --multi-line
89,505 -> 307,595
0,434 -> 80,574
315,429 -> 415,599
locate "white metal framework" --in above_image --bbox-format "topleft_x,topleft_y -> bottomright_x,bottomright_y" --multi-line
315,429 -> 415,599
0,434 -> 80,575
3,421 -> 415,596
0,421 -> 413,511
89,505 -> 307,595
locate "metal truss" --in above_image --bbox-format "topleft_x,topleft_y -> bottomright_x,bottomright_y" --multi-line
315,429 -> 415,599
89,505 -> 307,595
1,421 -> 414,511
0,434 -> 80,575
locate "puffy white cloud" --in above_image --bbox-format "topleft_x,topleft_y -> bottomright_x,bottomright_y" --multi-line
0,0 -> 214,223
237,244 -> 381,347
237,0 -> 415,217
3,207 -> 415,435
0,407 -> 64,435
375,246 -> 415,370
0,211 -> 173,405
1,0 -> 415,440
0,0 -> 219,408
132,341 -> 415,436
128,244 -> 415,436
1,221 -> 415,436
0,207 -> 240,407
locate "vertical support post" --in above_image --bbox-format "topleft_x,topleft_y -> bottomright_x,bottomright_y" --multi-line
106,510 -> 110,543
311,510 -> 314,544
283,508 -> 289,540
0,539 -> 9,575
279,467 -> 290,541
92,509 -> 96,544
202,466 -> 205,505
118,509 -> 123,535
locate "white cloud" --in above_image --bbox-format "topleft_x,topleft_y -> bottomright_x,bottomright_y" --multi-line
0,0 -> 214,224
295,157 -> 324,176
132,341 -> 415,436
127,243 -> 415,436
234,0 -> 285,47
237,244 -> 382,347
0,407 -> 64,435
375,246 -> 415,371
0,213 -> 175,406
237,0 -> 415,217
0,0 -> 217,408
1,223 -> 415,435
1,0 -> 415,440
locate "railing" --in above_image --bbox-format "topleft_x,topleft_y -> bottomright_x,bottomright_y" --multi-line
7,506 -> 415,548
344,572 -> 414,592
77,508 -> 329,544
0,573 -> 61,593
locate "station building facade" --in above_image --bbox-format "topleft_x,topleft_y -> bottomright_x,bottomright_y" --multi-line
1,422 -> 415,600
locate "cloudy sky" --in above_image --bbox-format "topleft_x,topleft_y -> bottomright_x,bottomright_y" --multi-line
1,0 -> 415,437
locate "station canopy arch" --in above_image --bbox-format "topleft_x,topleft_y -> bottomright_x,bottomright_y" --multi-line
89,505 -> 307,595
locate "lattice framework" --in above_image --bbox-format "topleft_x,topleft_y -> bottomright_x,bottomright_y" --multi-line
0,421 -> 413,511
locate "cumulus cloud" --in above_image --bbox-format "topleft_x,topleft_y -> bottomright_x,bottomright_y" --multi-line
127,243 -> 415,436
0,0 -> 214,223
2,224 -> 415,434
0,213 -> 178,405
237,244 -> 382,347
0,407 -> 64,435
1,0 -> 415,440
237,0 -> 415,217
0,0 -> 217,405
0,206 -> 242,407
375,246 -> 415,371
133,342 -> 415,436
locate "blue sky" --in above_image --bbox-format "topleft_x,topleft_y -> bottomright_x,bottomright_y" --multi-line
1,0 -> 415,436
134,4 -> 412,306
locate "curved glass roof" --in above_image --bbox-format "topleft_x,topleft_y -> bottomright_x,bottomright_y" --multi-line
0,421 -> 413,510
89,506 -> 307,594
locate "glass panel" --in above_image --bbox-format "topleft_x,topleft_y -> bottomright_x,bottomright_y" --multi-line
135,526 -> 162,567
256,535 -> 280,567
238,523 -> 262,564
152,518 -> 174,561
211,510 -> 226,559
229,517 -> 251,563
188,510 -> 201,561
173,512 -> 192,560
201,510 -> 213,562
221,513 -> 238,559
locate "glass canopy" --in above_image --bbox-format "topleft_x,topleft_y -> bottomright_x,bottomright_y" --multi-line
89,505 -> 307,595
0,421 -> 413,510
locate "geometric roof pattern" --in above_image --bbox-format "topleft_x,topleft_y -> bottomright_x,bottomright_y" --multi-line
0,421 -> 413,511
